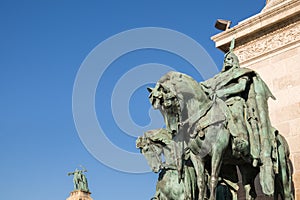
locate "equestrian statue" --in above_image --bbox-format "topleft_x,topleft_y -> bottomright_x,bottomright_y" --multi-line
137,39 -> 294,200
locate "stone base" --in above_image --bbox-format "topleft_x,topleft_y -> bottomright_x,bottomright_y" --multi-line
66,190 -> 93,200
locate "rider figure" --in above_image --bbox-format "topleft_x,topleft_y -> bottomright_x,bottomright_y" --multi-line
202,38 -> 277,195
201,40 -> 250,159
201,39 -> 264,167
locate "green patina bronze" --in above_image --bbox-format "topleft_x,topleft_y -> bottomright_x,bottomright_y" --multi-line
68,166 -> 89,193
137,129 -> 198,200
137,39 -> 294,200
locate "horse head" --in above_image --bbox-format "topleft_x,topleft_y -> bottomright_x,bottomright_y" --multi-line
136,130 -> 165,173
147,71 -> 217,184
148,71 -> 211,138
136,129 -> 175,173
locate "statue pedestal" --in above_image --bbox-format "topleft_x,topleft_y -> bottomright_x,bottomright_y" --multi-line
66,190 -> 93,200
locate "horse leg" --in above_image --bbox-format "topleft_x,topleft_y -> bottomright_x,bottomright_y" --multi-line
190,153 -> 206,200
209,150 -> 223,200
238,164 -> 258,200
184,165 -> 196,200
209,126 -> 230,200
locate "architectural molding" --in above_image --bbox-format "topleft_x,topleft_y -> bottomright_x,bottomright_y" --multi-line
235,15 -> 300,64
211,0 -> 300,53
263,0 -> 292,12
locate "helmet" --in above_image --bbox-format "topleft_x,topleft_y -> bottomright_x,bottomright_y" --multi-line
221,38 -> 240,72
221,51 -> 240,72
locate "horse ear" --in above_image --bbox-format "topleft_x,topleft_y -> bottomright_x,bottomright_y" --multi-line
136,137 -> 142,148
147,87 -> 153,93
136,136 -> 145,148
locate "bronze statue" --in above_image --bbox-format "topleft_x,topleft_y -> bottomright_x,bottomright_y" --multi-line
68,167 -> 89,192
137,39 -> 294,199
147,70 -> 255,199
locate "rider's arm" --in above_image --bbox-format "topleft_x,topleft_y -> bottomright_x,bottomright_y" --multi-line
216,76 -> 248,98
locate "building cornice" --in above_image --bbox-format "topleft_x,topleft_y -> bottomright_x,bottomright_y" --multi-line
211,0 -> 300,53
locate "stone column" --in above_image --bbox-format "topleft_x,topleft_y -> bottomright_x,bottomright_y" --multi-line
211,0 -> 300,199
66,190 -> 93,200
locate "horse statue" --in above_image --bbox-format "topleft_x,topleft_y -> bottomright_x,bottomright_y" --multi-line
136,129 -> 199,200
147,70 -> 294,200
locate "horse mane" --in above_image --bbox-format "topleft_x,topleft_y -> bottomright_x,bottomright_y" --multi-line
158,71 -> 202,98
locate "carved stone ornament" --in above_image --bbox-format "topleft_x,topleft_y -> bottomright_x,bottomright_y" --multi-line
235,16 -> 300,63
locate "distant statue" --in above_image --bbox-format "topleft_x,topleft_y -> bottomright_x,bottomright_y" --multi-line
139,38 -> 294,200
68,167 -> 89,192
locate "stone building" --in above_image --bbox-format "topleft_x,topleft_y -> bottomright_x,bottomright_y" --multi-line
211,0 -> 300,199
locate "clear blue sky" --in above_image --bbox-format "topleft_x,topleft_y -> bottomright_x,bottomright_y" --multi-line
0,1 -> 266,199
